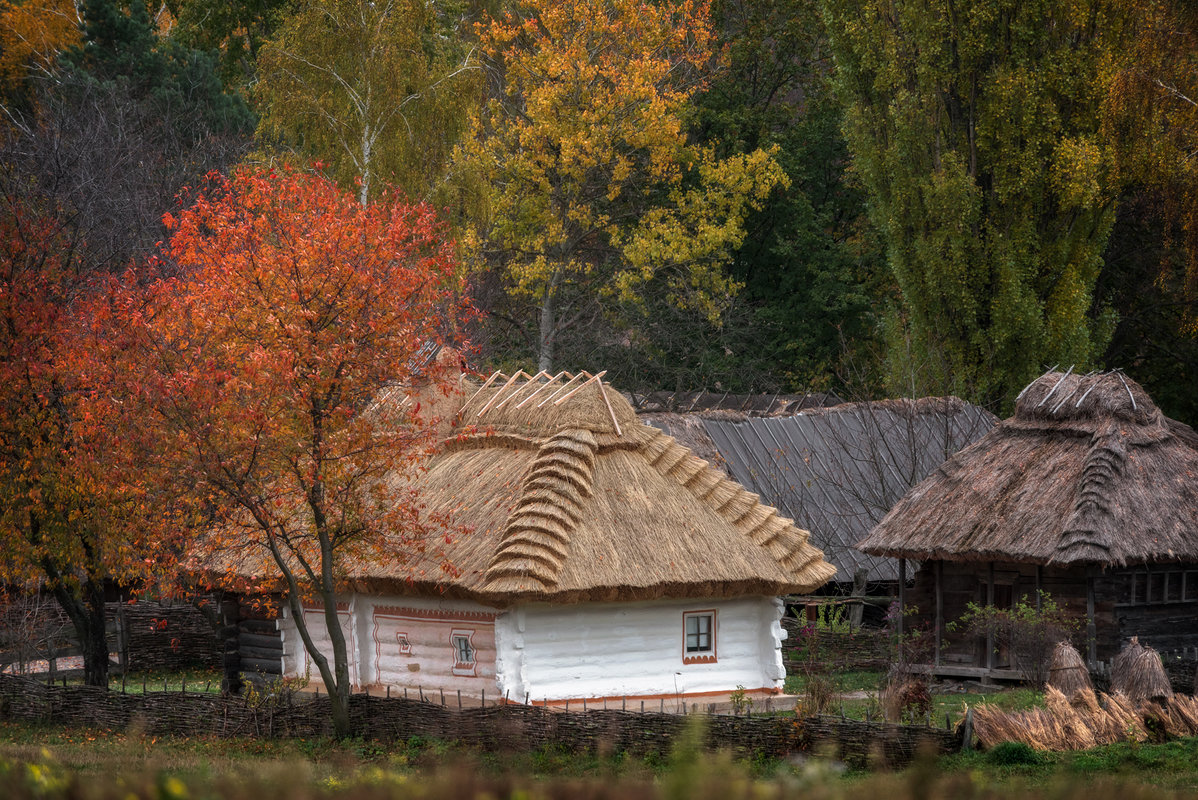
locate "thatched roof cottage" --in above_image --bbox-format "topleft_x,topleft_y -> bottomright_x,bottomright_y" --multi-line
219,368 -> 835,704
857,370 -> 1198,679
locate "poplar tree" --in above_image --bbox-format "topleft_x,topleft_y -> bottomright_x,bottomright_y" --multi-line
822,0 -> 1132,407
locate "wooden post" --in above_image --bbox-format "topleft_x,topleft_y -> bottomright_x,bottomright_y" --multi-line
934,560 -> 943,667
897,558 -> 907,639
985,562 -> 995,678
1035,565 -> 1042,611
1087,572 -> 1097,667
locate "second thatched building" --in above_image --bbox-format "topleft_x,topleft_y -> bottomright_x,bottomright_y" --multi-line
857,370 -> 1198,679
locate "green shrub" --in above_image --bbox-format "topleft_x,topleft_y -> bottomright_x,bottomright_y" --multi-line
986,741 -> 1045,766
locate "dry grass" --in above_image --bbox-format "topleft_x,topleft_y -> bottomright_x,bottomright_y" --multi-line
1111,638 -> 1173,702
1048,640 -> 1092,696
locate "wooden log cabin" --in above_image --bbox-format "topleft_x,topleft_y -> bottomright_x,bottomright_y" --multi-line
857,370 -> 1198,680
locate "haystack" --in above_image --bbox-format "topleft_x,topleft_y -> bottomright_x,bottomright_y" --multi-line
1047,640 -> 1092,697
1111,637 -> 1173,702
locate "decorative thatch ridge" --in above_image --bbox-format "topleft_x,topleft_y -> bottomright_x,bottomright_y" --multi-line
857,370 -> 1198,566
484,428 -> 597,591
203,369 -> 836,604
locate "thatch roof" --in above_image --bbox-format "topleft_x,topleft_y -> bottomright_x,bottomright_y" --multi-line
208,370 -> 836,606
642,398 -> 996,582
857,371 -> 1198,566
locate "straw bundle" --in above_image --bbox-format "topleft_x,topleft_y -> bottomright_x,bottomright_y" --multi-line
1111,637 -> 1173,702
1047,640 -> 1092,697
1043,686 -> 1096,750
1099,691 -> 1148,742
970,686 -> 1161,751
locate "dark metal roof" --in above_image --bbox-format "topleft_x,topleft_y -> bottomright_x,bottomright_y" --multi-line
697,398 -> 998,582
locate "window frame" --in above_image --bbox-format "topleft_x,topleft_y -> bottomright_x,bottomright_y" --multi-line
682,610 -> 717,665
450,629 -> 476,676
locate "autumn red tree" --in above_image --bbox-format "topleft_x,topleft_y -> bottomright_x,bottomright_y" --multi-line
129,167 -> 467,736
0,185 -> 167,687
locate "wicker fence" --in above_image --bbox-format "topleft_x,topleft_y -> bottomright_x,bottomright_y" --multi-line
782,619 -> 891,673
0,675 -> 960,767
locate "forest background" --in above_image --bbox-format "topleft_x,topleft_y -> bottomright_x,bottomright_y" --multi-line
2,0 -> 1196,422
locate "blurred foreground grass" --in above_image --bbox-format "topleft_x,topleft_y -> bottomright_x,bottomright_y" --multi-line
4,719 -> 1198,799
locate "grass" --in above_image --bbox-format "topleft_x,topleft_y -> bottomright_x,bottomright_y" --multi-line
3,720 -> 1198,799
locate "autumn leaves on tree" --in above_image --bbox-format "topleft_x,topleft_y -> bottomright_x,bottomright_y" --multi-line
459,0 -> 786,372
126,168 -> 467,734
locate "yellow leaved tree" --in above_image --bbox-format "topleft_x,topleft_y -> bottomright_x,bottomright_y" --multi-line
458,0 -> 787,371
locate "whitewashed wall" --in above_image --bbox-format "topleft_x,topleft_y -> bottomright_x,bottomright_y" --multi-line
278,593 -> 786,700
279,594 -> 501,694
494,596 -> 786,702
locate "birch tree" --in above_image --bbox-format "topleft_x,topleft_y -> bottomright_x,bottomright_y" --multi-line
255,0 -> 478,205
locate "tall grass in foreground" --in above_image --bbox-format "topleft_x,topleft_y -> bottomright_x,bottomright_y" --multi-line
4,743 -> 1198,800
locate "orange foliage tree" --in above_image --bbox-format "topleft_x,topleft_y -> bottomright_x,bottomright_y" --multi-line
0,0 -> 79,108
0,187 -> 167,687
127,167 -> 467,735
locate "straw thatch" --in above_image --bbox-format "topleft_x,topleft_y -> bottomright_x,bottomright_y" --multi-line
1111,637 -> 1173,702
1047,640 -> 1093,697
857,370 -> 1198,566
202,369 -> 836,605
972,687 -> 1155,750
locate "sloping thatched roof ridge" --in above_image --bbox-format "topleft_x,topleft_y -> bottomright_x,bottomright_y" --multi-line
857,371 -> 1198,566
700,396 -> 997,581
200,369 -> 837,604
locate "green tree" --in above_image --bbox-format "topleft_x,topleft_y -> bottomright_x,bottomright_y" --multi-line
459,0 -> 787,374
165,0 -> 290,92
693,0 -> 886,392
821,0 -> 1130,408
254,0 -> 478,205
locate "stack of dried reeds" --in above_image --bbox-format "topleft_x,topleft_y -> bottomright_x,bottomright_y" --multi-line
968,681 -> 1198,751
1047,640 -> 1092,696
1111,637 -> 1173,702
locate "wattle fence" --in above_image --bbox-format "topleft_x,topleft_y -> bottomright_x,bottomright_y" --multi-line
0,674 -> 961,767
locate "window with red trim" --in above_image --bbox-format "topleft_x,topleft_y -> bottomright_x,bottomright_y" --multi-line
683,611 -> 716,664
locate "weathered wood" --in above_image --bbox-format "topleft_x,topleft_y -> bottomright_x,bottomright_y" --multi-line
934,560 -> 942,667
239,633 -> 284,651
239,656 -> 283,674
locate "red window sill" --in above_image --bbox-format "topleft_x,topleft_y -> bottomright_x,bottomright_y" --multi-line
682,654 -> 717,665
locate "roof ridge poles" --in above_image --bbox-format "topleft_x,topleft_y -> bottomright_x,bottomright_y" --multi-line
477,370 -> 530,417
553,371 -> 607,406
1037,365 -> 1074,407
537,371 -> 587,408
1016,364 -> 1058,402
514,371 -> 567,409
493,370 -> 548,411
594,374 -> 623,437
1116,372 -> 1137,411
462,371 -> 506,408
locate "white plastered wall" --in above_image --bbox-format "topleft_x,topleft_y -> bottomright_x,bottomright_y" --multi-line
278,593 -> 787,700
278,593 -> 502,693
494,595 -> 787,702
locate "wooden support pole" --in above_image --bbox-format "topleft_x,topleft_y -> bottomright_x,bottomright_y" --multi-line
1087,572 -> 1097,667
986,562 -> 995,677
897,558 -> 907,639
935,560 -> 943,667
1035,565 -> 1042,611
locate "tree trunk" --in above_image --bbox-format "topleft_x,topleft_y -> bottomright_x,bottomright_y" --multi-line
47,576 -> 109,687
538,273 -> 558,373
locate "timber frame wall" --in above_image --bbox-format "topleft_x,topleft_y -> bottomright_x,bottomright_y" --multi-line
896,559 -> 1198,681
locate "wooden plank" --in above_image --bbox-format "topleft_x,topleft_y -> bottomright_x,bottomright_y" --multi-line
908,664 -> 1029,681
934,560 -> 942,667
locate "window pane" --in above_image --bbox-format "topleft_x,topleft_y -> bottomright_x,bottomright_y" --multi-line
685,614 -> 713,653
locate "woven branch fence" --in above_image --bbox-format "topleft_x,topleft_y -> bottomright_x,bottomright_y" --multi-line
0,675 -> 959,767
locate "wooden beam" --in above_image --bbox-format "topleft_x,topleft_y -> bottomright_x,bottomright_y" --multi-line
898,558 -> 906,640
934,560 -> 943,667
1035,565 -> 1042,611
1087,572 -> 1097,667
986,562 -> 995,675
